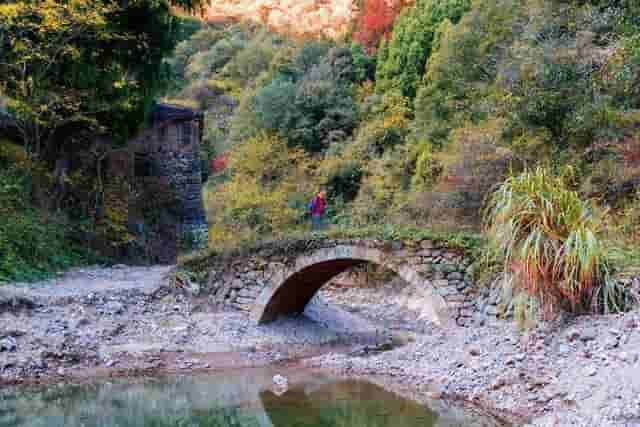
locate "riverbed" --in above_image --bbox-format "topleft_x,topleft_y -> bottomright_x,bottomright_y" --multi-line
1,266 -> 640,426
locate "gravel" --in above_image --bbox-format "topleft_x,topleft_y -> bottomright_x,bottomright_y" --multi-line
2,265 -> 640,426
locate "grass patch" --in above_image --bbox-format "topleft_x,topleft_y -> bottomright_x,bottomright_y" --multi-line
484,167 -> 629,320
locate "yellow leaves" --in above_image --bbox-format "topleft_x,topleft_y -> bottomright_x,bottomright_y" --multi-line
206,133 -> 318,247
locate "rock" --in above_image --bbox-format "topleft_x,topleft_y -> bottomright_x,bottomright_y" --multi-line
447,272 -> 464,280
420,240 -> 434,249
489,377 -> 508,390
74,317 -> 91,328
583,366 -> 597,377
566,329 -> 581,342
579,329 -> 597,342
0,337 -> 17,352
468,347 -> 481,356
273,374 -> 289,388
104,301 -> 124,315
0,329 -> 25,339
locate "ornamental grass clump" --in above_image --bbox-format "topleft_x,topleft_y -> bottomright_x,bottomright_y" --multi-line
484,167 -> 627,318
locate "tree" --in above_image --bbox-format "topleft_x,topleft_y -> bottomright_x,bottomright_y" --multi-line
374,0 -> 471,99
352,0 -> 403,53
0,0 -> 204,159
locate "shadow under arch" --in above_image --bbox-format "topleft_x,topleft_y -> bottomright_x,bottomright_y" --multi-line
250,245 -> 452,327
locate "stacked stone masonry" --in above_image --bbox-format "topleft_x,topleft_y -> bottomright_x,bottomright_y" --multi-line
203,239 -> 479,327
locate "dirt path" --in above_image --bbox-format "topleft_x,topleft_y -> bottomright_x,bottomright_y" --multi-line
2,265 -> 173,300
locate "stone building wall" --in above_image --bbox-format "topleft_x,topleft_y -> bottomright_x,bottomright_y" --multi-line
104,104 -> 209,264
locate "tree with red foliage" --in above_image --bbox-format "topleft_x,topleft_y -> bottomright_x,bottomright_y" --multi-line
209,154 -> 229,174
353,0 -> 404,52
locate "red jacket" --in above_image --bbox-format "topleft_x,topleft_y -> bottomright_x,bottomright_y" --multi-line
310,195 -> 326,216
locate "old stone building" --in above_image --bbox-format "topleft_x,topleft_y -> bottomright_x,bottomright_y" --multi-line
104,103 -> 209,264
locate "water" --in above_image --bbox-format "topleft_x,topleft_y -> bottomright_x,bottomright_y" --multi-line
0,368 -> 501,427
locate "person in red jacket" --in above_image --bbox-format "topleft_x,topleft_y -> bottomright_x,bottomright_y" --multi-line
309,190 -> 327,231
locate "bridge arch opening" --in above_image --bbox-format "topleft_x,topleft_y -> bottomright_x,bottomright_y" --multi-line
250,246 -> 452,327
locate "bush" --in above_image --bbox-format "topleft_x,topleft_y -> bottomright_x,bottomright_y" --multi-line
484,167 -> 628,318
204,134 -> 318,247
253,68 -> 358,153
0,141 -> 84,282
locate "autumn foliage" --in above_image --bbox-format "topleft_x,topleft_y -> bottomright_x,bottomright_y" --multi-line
353,0 -> 404,52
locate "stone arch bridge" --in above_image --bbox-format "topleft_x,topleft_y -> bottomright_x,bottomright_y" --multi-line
194,238 -> 478,327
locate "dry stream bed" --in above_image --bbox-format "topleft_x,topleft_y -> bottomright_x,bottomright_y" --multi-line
1,266 -> 640,426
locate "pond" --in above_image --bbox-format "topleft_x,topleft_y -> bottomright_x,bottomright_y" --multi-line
0,368 -> 502,427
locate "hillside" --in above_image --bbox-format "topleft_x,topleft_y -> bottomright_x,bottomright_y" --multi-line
205,0 -> 357,38
169,0 -> 640,321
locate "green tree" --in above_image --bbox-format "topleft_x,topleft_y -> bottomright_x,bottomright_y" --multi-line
0,0 -> 203,158
374,0 -> 471,99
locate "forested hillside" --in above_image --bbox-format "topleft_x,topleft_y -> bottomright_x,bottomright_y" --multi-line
171,0 -> 640,318
173,0 -> 637,240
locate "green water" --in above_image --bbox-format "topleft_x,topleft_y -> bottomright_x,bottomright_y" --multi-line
0,368 -> 499,427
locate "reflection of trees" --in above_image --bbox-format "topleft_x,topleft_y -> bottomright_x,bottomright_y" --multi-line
138,406 -> 263,427
2,375 -> 496,427
260,380 -> 439,427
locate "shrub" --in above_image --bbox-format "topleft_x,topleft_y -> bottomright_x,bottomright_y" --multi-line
205,134 -> 318,247
484,167 -> 628,318
0,141 -> 84,282
253,69 -> 358,153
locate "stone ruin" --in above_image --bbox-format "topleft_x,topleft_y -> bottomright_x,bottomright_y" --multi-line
104,103 -> 209,264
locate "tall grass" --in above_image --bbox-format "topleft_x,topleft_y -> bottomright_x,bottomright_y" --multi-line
484,167 -> 627,318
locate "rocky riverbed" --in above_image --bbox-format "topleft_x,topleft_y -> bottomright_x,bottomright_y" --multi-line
1,266 -> 640,426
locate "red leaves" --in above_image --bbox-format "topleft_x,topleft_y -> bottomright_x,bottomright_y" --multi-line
353,0 -> 404,52
209,154 -> 229,174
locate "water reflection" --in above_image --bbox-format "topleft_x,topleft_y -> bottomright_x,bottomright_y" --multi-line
0,368 -> 500,427
261,380 -> 438,427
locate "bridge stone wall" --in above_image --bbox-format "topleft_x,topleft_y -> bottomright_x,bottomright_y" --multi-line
201,238 -> 478,327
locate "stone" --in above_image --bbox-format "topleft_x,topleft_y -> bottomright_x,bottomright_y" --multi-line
484,305 -> 498,316
0,337 -> 17,352
433,279 -> 449,288
566,329 -> 581,342
468,347 -> 481,356
104,301 -> 124,315
579,328 -> 597,342
235,296 -> 253,304
273,374 -> 289,388
74,317 -> 91,328
420,240 -> 434,249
